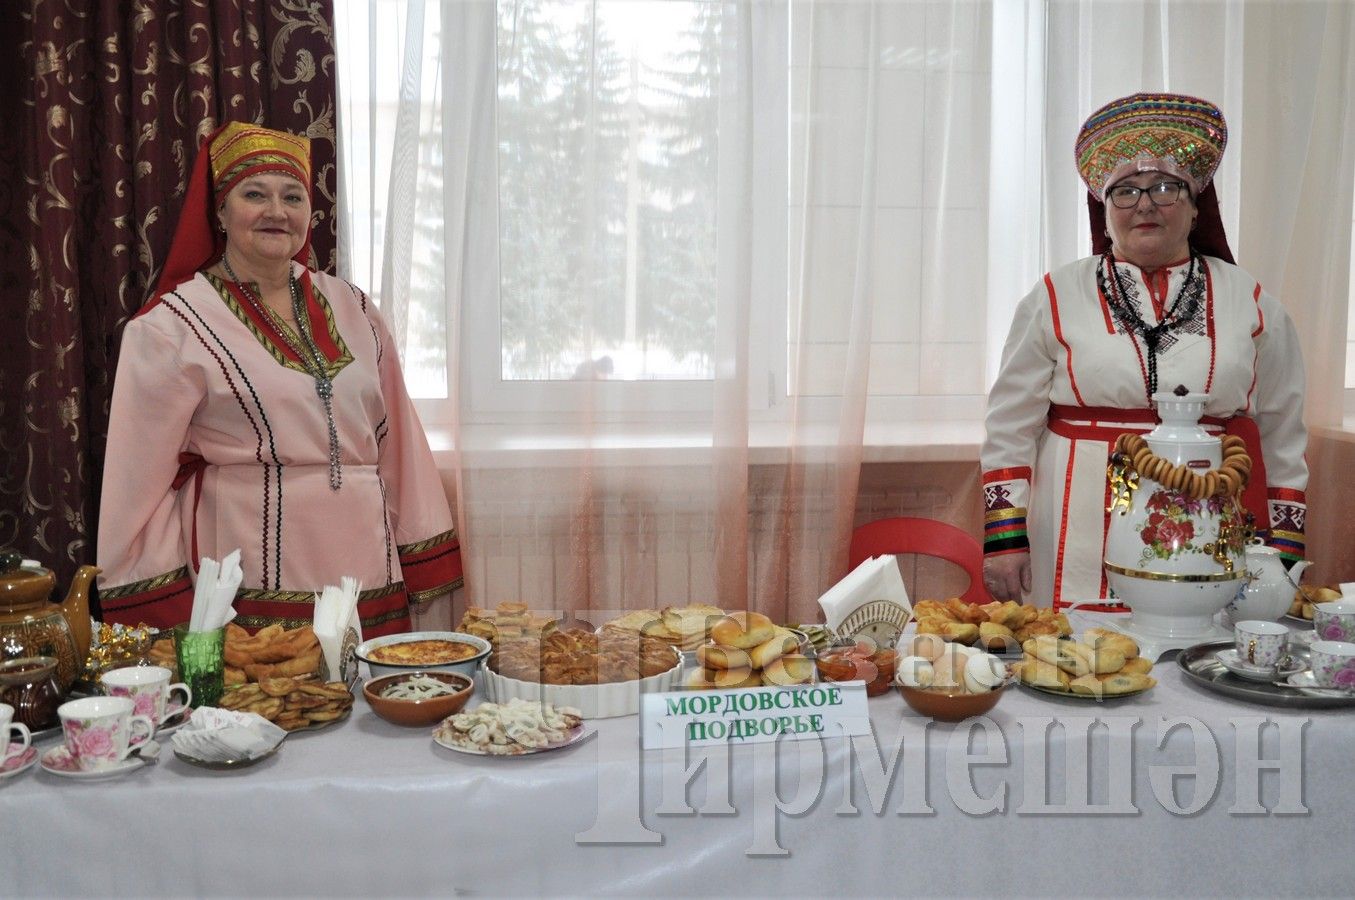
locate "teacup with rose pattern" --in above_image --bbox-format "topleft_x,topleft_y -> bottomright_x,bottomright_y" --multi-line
56,696 -> 154,771
101,665 -> 191,728
1308,640 -> 1355,691
1313,602 -> 1355,644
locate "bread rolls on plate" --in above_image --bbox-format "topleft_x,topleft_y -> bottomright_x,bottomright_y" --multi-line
1011,658 -> 1071,691
1069,671 -> 1156,697
710,611 -> 776,649
760,655 -> 815,687
1014,631 -> 1154,697
747,628 -> 799,669
1022,636 -> 1092,677
1083,627 -> 1139,659
1063,641 -> 1126,675
696,644 -> 751,671
686,666 -> 757,689
1119,656 -> 1153,676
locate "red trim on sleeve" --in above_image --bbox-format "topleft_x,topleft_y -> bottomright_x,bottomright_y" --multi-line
398,532 -> 464,598
1267,487 -> 1306,503
982,466 -> 1032,484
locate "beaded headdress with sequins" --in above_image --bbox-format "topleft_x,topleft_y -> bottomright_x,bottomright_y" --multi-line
1075,93 -> 1227,201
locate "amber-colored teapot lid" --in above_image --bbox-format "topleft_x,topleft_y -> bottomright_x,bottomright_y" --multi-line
0,548 -> 55,609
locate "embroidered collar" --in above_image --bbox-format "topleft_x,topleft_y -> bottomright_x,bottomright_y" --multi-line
206,270 -> 353,381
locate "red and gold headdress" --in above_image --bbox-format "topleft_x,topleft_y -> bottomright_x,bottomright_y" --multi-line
208,121 -> 310,199
146,121 -> 313,309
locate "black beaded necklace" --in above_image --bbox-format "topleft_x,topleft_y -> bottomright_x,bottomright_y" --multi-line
222,254 -> 342,491
1096,250 -> 1206,401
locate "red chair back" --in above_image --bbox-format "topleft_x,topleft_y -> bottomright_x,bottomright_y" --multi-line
848,516 -> 990,604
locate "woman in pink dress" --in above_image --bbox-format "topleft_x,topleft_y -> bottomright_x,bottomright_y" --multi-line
97,122 -> 461,636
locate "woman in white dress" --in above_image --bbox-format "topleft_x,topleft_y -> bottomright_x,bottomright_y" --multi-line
981,93 -> 1307,611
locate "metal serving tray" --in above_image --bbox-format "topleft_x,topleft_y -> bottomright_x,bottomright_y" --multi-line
1177,640 -> 1355,709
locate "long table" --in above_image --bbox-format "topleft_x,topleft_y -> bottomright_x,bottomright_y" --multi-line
4,650 -> 1353,897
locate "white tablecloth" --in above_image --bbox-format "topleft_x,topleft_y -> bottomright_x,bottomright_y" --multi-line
4,654 -> 1353,897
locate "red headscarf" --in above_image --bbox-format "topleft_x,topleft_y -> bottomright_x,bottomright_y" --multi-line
1088,181 -> 1235,264
145,121 -> 313,311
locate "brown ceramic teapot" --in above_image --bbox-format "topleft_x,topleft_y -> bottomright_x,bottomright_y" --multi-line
0,549 -> 99,691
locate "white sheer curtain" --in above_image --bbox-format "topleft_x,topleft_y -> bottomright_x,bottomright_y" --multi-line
335,0 -> 1355,616
994,0 -> 1355,583
336,0 -> 987,620
991,0 -> 1355,427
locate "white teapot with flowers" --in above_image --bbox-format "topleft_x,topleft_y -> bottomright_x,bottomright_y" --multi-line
1227,541 -> 1312,623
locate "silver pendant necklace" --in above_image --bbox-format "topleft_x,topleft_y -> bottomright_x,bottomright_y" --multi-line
222,254 -> 343,491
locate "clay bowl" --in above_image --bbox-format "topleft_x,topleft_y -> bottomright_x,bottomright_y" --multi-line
362,671 -> 474,727
897,683 -> 1007,722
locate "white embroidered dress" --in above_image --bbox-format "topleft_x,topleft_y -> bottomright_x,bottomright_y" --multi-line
981,255 -> 1307,609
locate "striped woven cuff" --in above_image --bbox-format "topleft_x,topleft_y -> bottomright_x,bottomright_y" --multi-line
984,508 -> 1029,555
1267,488 -> 1306,563
983,466 -> 1031,555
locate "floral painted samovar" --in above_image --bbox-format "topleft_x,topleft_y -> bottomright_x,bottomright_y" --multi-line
1103,391 -> 1252,639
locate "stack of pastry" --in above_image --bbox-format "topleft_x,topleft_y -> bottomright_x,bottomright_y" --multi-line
491,628 -> 677,685
1012,628 -> 1155,697
223,623 -> 322,686
913,598 -> 1071,651
685,612 -> 814,689
628,604 -> 726,653
220,674 -> 354,731
459,602 -> 558,649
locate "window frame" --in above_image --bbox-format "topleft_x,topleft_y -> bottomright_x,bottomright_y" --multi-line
442,0 -> 789,424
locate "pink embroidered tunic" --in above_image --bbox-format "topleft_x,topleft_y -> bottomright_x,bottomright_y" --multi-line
97,266 -> 461,635
981,255 -> 1307,609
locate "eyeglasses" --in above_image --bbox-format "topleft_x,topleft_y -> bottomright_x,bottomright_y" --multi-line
1106,180 -> 1191,209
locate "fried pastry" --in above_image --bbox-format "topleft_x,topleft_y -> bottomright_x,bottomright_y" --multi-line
1083,627 -> 1139,659
1023,636 -> 1092,677
978,621 -> 1017,652
1013,658 -> 1071,691
490,628 -> 678,685
913,597 -> 1069,646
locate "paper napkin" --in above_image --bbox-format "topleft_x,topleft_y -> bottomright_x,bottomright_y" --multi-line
314,576 -> 361,684
171,707 -> 286,761
189,549 -> 242,631
816,555 -> 912,634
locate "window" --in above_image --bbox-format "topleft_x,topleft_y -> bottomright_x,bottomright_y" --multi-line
336,1 -> 995,423
496,1 -> 720,384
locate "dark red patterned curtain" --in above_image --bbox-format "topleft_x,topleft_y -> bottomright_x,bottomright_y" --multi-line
0,1 -> 338,595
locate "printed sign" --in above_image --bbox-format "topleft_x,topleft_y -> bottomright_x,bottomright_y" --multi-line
641,681 -> 871,749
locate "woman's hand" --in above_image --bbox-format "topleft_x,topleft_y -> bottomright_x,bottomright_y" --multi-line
983,553 -> 1031,601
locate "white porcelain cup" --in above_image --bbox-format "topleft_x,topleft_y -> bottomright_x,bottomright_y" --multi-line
1233,620 -> 1288,668
101,665 -> 191,728
0,702 -> 32,763
1309,640 -> 1355,690
1313,601 -> 1355,645
57,696 -> 154,771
